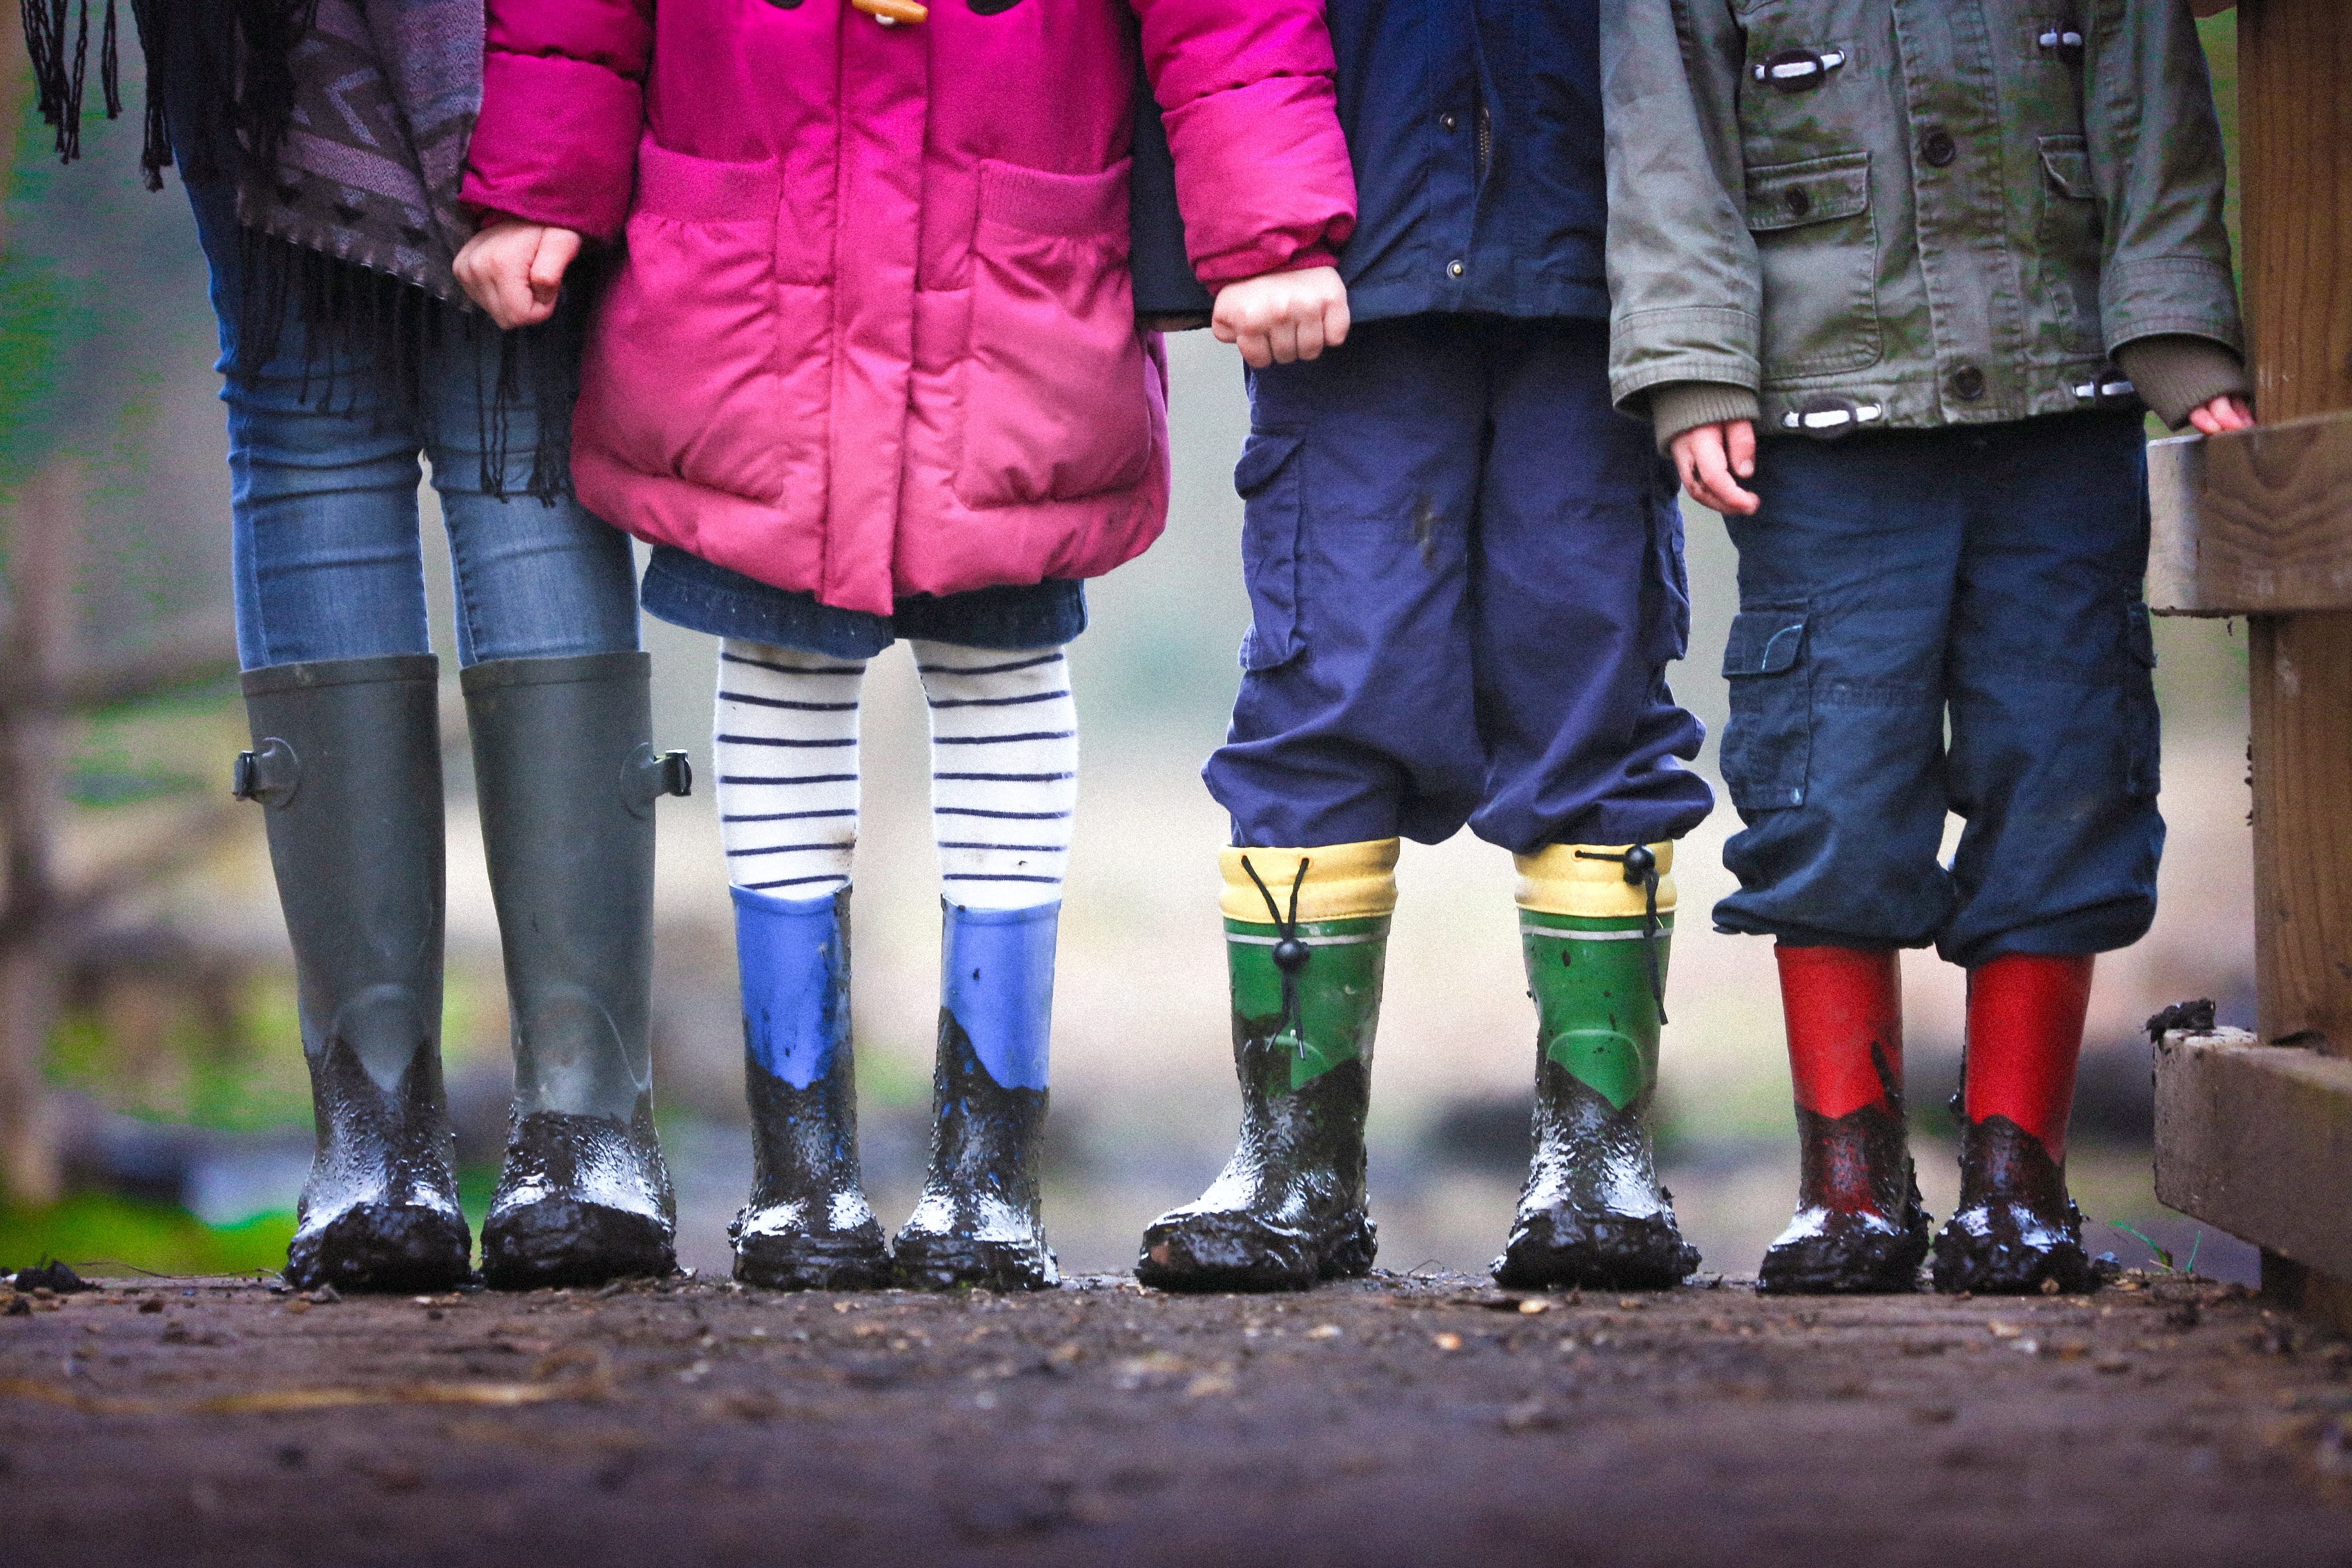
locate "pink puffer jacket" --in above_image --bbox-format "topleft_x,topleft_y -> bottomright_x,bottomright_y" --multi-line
462,0 -> 1355,616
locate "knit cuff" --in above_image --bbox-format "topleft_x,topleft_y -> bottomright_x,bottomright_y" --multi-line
2113,336 -> 2251,431
1649,382 -> 1763,455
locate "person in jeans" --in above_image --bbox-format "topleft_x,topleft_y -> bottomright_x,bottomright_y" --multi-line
38,0 -> 691,1291
1606,0 -> 2251,1293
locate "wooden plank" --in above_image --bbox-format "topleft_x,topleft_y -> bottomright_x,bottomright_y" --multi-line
2147,411 -> 2352,614
2153,1028 -> 2352,1281
2240,0 -> 2352,1062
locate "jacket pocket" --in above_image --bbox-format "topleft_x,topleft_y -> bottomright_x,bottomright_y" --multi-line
957,160 -> 1151,509
1720,607 -> 1812,811
587,142 -> 791,504
1745,151 -> 1882,377
1235,430 -> 1306,672
2035,135 -> 2106,354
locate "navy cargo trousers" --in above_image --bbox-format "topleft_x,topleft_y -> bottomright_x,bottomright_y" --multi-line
1714,411 -> 2164,967
1203,315 -> 1714,856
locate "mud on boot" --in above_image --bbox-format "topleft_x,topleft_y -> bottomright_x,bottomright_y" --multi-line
1492,844 -> 1697,1292
1758,1104 -> 1932,1295
482,1106 -> 677,1288
1492,1065 -> 1697,1289
1139,842 -> 1393,1293
237,655 -> 473,1294
893,902 -> 1060,1292
729,887 -> 890,1291
1932,1114 -> 2095,1294
285,1038 -> 472,1293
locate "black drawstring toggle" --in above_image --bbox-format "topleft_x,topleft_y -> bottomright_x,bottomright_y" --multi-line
1240,855 -> 1312,1059
1573,845 -> 1669,1025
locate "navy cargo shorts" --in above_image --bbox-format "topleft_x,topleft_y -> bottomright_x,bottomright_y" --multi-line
1714,410 -> 2164,967
1203,314 -> 1714,856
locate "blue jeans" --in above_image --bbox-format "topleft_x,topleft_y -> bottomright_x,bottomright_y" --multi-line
1204,315 -> 1712,854
186,183 -> 639,671
1714,412 -> 2163,967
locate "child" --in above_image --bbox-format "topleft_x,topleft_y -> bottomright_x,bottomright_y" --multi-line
1605,0 -> 2250,1293
1137,0 -> 1718,1294
456,0 -> 1356,1290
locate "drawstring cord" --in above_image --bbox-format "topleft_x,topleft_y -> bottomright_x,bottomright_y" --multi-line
1573,845 -> 1669,1024
1239,855 -> 1312,1059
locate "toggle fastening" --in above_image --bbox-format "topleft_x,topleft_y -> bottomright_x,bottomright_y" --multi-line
1752,48 -> 1848,92
1240,854 -> 1314,1060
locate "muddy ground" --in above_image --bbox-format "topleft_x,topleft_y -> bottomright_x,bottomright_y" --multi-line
2,1269 -> 2348,1567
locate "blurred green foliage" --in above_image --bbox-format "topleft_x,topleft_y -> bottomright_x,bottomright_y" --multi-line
0,1193 -> 295,1279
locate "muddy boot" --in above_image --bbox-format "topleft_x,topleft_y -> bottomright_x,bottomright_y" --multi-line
464,654 -> 690,1290
893,901 -> 1061,1291
238,656 -> 472,1293
1934,954 -> 2098,1295
1138,841 -> 1395,1292
1758,946 -> 1931,1294
1494,843 -> 1698,1291
730,885 -> 890,1290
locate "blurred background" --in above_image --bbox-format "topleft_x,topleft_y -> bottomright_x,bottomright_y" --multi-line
0,15 -> 2255,1284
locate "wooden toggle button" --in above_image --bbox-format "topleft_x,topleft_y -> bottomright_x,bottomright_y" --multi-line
852,0 -> 927,23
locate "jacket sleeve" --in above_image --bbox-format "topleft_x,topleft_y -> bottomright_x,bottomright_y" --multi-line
1132,0 -> 1357,289
2084,0 -> 2244,357
1603,0 -> 1759,415
460,0 -> 654,242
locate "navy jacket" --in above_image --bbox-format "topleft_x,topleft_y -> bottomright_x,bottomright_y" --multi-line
1132,0 -> 1610,324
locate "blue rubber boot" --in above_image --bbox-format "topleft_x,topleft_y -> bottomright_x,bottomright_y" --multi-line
892,900 -> 1061,1290
729,885 -> 890,1290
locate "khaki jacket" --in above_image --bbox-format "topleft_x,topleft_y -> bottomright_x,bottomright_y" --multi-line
1604,0 -> 2242,436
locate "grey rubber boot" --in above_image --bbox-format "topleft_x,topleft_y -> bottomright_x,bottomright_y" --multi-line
463,652 -> 691,1289
237,655 -> 472,1293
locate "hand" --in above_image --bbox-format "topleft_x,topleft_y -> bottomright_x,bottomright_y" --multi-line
1212,265 -> 1350,368
453,219 -> 583,329
2186,393 -> 2253,436
1669,418 -> 1761,516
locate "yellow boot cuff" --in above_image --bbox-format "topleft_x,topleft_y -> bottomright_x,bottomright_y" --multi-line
1514,842 -> 1678,919
1220,839 -> 1400,924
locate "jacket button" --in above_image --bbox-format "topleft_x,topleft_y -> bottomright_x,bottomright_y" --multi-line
1785,186 -> 1812,219
1919,128 -> 1957,167
1447,259 -> 1465,277
1441,112 -> 1457,132
1951,365 -> 1986,400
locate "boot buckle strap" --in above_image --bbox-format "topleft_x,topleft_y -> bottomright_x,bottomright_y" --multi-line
231,738 -> 300,806
620,745 -> 694,816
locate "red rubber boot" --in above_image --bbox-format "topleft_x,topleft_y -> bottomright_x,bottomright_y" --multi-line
1932,954 -> 2099,1294
1758,945 -> 1931,1293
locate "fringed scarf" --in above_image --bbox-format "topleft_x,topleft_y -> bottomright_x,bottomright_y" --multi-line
21,0 -> 577,501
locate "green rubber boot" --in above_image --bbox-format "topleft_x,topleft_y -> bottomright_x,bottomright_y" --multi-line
1137,841 -> 1395,1291
1492,843 -> 1700,1291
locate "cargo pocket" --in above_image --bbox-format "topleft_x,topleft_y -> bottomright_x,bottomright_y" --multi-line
2123,601 -> 2161,799
1235,430 -> 1305,672
1720,608 -> 1812,810
957,159 -> 1152,509
1745,152 -> 1881,377
2035,136 -> 2106,354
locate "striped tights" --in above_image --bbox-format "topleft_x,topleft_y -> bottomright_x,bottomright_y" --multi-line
714,639 -> 1077,910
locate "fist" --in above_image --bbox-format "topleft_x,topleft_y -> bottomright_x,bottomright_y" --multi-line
1211,266 -> 1351,369
453,219 -> 583,330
